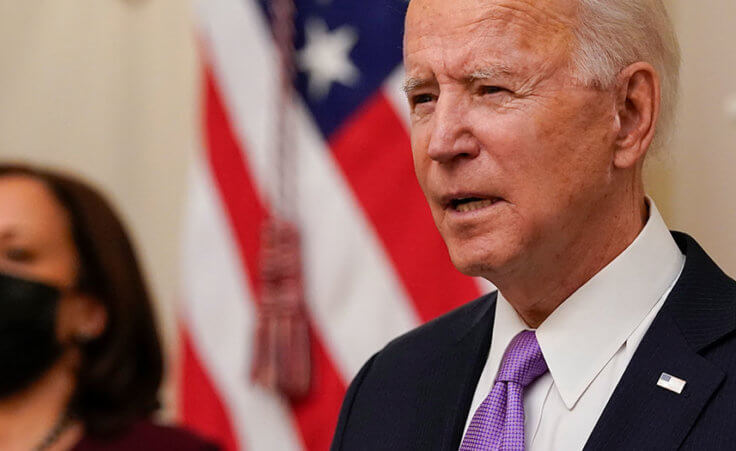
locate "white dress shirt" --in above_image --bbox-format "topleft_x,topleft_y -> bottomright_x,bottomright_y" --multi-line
462,200 -> 686,450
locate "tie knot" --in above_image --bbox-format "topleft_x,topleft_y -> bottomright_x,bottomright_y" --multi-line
495,330 -> 547,387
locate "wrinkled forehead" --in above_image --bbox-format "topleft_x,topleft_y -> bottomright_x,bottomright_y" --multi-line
404,0 -> 578,65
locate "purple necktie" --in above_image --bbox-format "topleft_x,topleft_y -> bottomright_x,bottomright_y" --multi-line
460,331 -> 548,451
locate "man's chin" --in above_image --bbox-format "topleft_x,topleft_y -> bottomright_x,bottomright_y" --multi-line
448,247 -> 514,279
442,227 -> 526,279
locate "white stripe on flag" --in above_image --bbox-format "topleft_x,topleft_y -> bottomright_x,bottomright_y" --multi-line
196,0 -> 281,201
182,157 -> 302,451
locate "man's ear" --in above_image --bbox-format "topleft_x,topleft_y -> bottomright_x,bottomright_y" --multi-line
613,62 -> 661,169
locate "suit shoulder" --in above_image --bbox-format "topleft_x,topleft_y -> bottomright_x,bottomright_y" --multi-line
331,292 -> 497,450
378,291 -> 497,361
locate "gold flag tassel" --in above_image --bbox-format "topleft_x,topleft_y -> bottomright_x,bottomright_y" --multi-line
251,218 -> 311,398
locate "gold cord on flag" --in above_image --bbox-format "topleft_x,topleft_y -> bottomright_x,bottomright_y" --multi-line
250,0 -> 311,398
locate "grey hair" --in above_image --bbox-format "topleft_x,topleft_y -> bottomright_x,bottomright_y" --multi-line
571,0 -> 681,152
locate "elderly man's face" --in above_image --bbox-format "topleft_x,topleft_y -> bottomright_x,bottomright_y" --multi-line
404,0 -> 621,278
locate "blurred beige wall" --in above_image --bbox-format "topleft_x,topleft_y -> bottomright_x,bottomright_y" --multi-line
646,1 -> 736,276
0,0 -> 733,418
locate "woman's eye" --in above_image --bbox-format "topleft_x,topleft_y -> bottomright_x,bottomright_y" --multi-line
5,247 -> 34,262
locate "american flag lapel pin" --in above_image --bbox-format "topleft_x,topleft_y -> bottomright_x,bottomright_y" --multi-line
657,372 -> 687,394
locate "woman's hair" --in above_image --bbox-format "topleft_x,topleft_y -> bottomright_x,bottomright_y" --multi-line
0,163 -> 163,436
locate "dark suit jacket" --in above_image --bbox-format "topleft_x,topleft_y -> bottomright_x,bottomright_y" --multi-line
331,232 -> 736,450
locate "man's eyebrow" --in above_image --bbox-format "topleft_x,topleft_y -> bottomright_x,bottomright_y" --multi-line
402,66 -> 516,94
466,66 -> 515,82
402,77 -> 433,95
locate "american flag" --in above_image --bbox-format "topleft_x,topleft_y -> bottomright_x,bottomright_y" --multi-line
178,0 -> 489,449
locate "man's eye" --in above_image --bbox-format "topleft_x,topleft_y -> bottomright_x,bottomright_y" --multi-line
481,86 -> 506,95
412,94 -> 435,105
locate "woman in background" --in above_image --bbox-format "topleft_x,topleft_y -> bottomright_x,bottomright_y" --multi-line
0,164 -> 218,450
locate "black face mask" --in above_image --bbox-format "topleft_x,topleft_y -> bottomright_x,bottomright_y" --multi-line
0,272 -> 64,399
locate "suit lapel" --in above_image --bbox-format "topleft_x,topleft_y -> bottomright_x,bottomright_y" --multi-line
583,310 -> 724,450
585,232 -> 736,450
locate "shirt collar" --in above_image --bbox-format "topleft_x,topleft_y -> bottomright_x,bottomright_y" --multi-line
490,199 -> 685,409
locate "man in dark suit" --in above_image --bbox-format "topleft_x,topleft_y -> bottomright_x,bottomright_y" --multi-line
331,0 -> 736,449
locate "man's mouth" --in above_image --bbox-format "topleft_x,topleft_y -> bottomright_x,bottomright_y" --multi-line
447,197 -> 501,213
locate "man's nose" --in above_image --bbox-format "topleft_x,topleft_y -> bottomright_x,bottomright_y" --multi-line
426,96 -> 480,164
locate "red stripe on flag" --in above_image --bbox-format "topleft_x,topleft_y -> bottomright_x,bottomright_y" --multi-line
330,92 -> 481,322
180,329 -> 241,451
202,65 -> 345,451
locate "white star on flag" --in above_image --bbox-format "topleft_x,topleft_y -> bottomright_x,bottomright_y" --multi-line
298,17 -> 360,101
